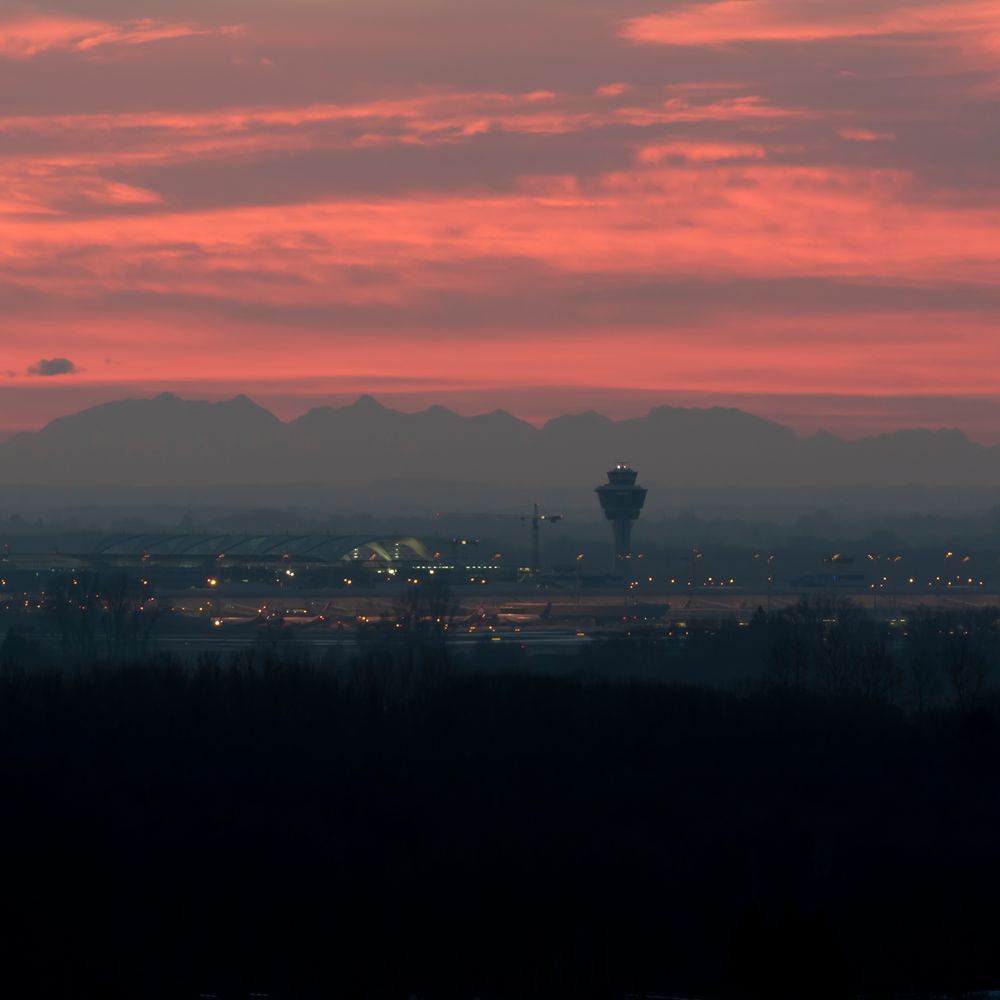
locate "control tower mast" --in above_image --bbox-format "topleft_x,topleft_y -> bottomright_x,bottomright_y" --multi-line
595,464 -> 648,576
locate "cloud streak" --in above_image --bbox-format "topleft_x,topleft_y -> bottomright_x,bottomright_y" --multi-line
623,0 -> 1000,50
0,15 -> 238,58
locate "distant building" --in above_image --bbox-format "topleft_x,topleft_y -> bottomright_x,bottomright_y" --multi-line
0,532 -> 533,591
595,464 -> 647,576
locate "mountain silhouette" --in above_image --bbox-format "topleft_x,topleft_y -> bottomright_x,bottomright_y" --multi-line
1,396 -> 997,504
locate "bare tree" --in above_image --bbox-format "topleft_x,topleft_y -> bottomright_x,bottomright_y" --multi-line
944,634 -> 990,710
46,572 -> 101,666
46,572 -> 168,667
393,578 -> 460,637
102,573 -> 166,663
857,639 -> 900,704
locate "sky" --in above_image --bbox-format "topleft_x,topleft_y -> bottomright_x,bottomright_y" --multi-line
3,0 -> 1000,438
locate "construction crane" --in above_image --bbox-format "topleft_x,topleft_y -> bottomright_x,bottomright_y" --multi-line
436,504 -> 564,574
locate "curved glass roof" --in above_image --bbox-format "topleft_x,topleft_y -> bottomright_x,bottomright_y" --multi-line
90,534 -> 430,563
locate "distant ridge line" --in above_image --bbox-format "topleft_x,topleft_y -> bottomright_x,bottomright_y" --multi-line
0,393 -> 994,493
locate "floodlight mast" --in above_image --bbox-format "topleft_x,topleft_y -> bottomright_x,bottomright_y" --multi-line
528,503 -> 564,574
435,504 -> 564,574
595,464 -> 647,576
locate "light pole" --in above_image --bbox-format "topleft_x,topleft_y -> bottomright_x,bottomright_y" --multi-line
867,553 -> 879,610
755,552 -> 775,612
866,553 -> 901,611
889,554 -> 903,610
690,547 -> 703,599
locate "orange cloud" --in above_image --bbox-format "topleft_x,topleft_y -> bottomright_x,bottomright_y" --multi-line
0,89 -> 799,144
0,162 -> 163,215
4,159 -> 1000,314
0,17 -> 106,57
0,15 -> 238,58
637,141 -> 768,163
838,127 -> 896,142
74,179 -> 163,207
0,89 -> 804,219
622,0 -> 1000,50
615,95 -> 802,128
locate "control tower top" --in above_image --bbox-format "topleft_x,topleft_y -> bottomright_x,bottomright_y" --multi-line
606,464 -> 639,487
596,464 -> 647,521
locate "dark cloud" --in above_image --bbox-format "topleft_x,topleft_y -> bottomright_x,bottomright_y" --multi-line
106,128 -> 633,209
27,357 -> 79,377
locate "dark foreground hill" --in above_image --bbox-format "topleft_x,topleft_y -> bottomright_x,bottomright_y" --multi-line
1,647 -> 999,998
0,394 -> 997,504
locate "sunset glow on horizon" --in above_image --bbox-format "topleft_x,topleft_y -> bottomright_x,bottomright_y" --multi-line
4,0 -> 1000,438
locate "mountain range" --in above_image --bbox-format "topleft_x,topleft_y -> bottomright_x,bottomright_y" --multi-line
0,393 -> 996,509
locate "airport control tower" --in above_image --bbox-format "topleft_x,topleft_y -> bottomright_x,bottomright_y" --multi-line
596,464 -> 648,576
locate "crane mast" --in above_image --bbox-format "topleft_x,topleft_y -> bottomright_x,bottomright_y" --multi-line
436,504 -> 564,574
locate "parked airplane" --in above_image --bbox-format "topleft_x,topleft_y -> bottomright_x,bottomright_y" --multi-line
496,601 -> 553,624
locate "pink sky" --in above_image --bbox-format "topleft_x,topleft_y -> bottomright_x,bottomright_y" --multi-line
3,1 -> 1000,438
